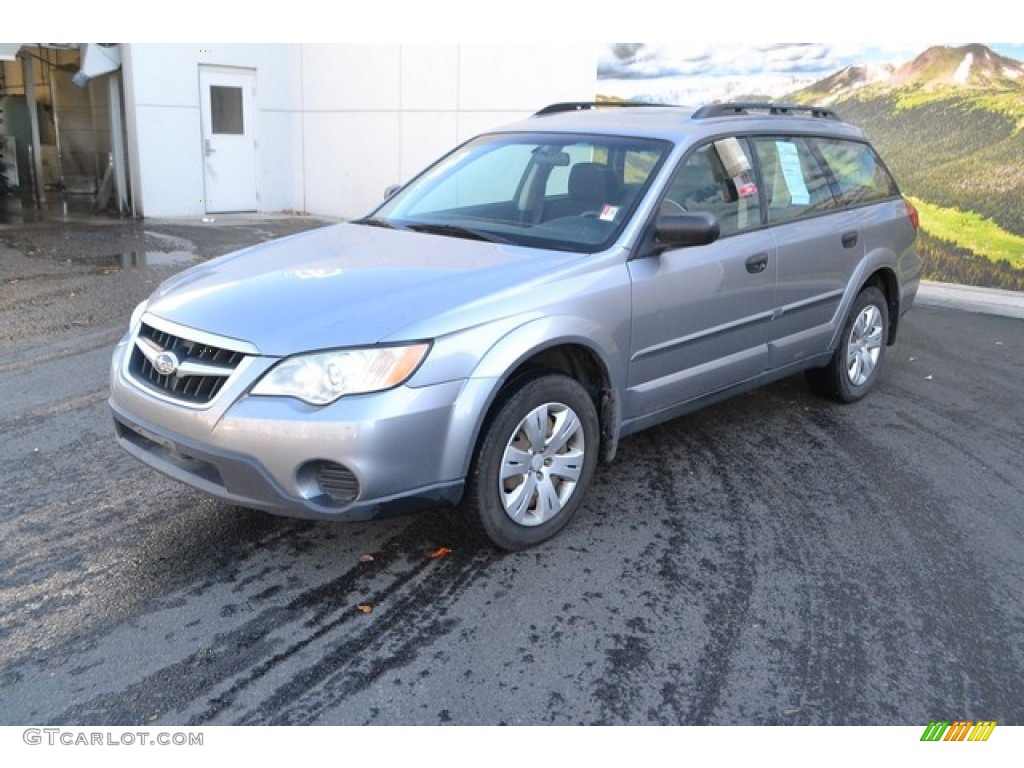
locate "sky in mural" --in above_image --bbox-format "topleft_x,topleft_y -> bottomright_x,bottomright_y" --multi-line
598,43 -> 1024,105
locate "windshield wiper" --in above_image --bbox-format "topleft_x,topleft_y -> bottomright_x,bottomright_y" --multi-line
352,217 -> 408,230
405,223 -> 511,244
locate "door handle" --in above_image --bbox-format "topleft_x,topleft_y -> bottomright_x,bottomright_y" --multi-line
841,231 -> 858,248
204,138 -> 216,156
745,253 -> 769,274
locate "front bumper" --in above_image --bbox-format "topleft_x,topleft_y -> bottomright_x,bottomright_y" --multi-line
109,334 -> 467,521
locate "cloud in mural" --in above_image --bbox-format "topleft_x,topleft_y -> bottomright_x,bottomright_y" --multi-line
597,43 -> 1024,105
599,44 -> 867,104
599,43 -> 848,80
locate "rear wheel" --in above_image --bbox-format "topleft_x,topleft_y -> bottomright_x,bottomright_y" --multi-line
807,285 -> 889,403
461,374 -> 599,551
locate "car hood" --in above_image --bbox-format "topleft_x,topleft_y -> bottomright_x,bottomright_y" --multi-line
144,223 -> 584,355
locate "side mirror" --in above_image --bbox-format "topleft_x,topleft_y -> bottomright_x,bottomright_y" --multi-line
654,212 -> 720,249
383,184 -> 402,200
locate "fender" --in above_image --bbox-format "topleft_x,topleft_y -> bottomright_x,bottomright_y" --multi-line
827,246 -> 901,350
435,313 -> 629,487
824,196 -> 919,349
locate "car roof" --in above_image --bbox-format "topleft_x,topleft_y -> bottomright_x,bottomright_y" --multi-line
490,102 -> 868,144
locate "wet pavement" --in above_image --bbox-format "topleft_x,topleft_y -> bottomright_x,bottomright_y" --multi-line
1,198 -> 1023,726
0,193 -> 336,347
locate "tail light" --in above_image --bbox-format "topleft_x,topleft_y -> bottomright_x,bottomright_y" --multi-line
903,197 -> 920,231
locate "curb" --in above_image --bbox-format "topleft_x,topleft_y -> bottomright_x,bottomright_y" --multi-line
916,280 -> 1024,320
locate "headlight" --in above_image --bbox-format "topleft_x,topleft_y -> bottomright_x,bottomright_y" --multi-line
251,343 -> 430,405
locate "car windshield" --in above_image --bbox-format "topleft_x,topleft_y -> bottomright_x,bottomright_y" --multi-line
361,132 -> 672,253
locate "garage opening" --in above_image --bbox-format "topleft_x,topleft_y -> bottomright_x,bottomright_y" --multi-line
0,43 -> 131,222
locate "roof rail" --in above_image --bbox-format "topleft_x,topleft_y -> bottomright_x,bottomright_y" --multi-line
691,102 -> 841,120
533,101 -> 673,117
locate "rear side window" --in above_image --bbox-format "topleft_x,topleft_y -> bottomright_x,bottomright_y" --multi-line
814,138 -> 899,206
751,137 -> 835,223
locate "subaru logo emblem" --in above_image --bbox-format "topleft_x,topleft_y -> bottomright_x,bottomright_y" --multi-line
153,350 -> 180,376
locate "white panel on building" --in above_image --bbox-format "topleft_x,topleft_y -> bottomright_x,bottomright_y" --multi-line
120,43 -> 597,219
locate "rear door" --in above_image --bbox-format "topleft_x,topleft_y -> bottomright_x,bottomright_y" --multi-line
753,135 -> 905,370
750,135 -> 858,369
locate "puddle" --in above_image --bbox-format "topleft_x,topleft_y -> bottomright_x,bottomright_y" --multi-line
81,250 -> 198,269
144,230 -> 195,251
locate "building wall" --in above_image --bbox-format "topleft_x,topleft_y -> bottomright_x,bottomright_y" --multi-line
121,44 -> 301,218
122,43 -> 597,219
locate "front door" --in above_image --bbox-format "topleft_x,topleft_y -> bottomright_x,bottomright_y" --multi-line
626,137 -> 776,420
199,67 -> 257,213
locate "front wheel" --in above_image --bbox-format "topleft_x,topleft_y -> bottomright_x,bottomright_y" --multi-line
807,285 -> 889,403
461,374 -> 599,551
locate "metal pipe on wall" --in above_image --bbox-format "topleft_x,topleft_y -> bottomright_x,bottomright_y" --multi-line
108,73 -> 128,214
20,51 -> 45,202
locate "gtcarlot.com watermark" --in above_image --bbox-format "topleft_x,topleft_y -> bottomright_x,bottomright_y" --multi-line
23,728 -> 203,747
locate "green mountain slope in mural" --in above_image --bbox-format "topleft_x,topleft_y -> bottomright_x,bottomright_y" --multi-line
788,45 -> 1024,289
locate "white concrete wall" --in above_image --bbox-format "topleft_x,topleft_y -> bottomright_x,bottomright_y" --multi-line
122,44 -> 302,218
302,44 -> 599,218
122,43 -> 597,219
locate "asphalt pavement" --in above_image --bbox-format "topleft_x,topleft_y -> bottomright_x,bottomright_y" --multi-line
1,206 -> 1022,726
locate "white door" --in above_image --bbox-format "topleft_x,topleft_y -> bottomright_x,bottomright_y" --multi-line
199,67 -> 258,212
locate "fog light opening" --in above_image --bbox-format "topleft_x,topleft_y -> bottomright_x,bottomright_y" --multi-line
297,460 -> 360,506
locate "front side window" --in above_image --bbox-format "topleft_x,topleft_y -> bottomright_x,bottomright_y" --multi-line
659,137 -> 762,236
366,132 -> 671,253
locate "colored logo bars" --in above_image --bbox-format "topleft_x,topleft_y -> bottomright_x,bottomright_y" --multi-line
920,721 -> 997,742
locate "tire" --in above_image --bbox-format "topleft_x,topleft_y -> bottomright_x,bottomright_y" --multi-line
461,373 -> 600,551
806,285 -> 889,403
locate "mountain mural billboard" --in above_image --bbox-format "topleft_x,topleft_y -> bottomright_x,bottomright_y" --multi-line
598,44 -> 1024,292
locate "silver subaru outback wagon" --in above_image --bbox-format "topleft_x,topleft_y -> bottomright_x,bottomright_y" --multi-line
110,102 -> 921,550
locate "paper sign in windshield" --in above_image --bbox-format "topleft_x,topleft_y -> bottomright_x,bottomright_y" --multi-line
776,141 -> 810,205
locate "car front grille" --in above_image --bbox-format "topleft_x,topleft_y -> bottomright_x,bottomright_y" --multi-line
128,322 -> 246,405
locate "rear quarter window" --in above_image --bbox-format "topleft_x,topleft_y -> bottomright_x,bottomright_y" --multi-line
814,138 -> 899,207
